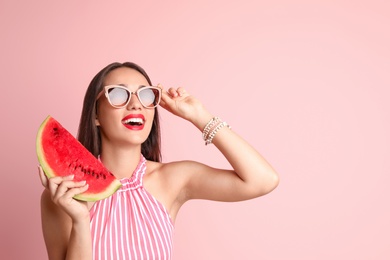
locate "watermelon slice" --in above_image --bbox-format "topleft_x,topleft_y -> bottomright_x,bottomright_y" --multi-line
36,115 -> 121,201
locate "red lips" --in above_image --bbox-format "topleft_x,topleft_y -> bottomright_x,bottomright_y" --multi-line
121,114 -> 145,131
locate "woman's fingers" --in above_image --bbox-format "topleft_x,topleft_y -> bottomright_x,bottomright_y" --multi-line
176,87 -> 187,96
52,179 -> 87,203
159,83 -> 187,98
45,175 -> 88,203
58,183 -> 89,204
47,175 -> 72,198
39,166 -> 88,203
37,167 -> 89,218
167,87 -> 177,97
158,84 -> 200,122
160,86 -> 188,106
38,165 -> 48,188
166,86 -> 188,97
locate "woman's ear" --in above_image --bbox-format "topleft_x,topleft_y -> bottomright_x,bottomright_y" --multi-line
95,117 -> 100,126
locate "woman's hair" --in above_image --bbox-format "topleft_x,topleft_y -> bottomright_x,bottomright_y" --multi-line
77,62 -> 162,162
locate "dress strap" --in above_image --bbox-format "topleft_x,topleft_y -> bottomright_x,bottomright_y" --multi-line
119,155 -> 146,191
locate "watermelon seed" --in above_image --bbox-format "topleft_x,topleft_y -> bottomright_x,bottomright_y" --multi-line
52,128 -> 60,138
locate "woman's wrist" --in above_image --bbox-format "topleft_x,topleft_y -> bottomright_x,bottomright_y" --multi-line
72,213 -> 91,226
190,108 -> 214,131
201,117 -> 231,145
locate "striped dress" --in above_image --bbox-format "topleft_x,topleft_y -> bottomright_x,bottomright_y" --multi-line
90,155 -> 174,260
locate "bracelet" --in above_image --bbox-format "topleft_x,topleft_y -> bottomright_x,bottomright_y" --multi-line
202,117 -> 221,141
203,118 -> 231,145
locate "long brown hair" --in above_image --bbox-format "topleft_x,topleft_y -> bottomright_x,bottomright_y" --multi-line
77,62 -> 161,162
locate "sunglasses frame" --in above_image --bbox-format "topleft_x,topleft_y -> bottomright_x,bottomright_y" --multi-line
97,85 -> 162,109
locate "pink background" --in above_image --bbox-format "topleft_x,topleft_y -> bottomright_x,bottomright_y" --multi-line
1,0 -> 389,259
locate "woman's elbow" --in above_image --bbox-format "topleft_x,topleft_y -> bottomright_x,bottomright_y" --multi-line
252,170 -> 280,198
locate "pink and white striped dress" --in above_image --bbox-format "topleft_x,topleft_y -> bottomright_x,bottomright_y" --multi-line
90,155 -> 174,260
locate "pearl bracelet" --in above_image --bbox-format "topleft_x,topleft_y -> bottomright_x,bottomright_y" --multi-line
202,117 -> 221,141
202,117 -> 231,145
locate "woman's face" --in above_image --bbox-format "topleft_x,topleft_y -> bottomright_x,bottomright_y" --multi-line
96,67 -> 155,147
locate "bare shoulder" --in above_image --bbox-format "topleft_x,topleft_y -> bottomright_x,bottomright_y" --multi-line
146,160 -> 218,196
145,160 -> 186,186
146,160 -> 206,182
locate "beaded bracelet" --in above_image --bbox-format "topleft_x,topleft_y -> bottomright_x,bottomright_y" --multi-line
202,117 -> 231,145
202,117 -> 221,141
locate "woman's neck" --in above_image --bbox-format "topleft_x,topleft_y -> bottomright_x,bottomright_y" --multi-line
99,143 -> 142,179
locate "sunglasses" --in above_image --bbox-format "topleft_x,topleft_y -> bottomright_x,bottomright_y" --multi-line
97,85 -> 161,109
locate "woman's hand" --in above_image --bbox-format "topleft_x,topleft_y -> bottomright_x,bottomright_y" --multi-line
158,84 -> 213,129
38,166 -> 90,221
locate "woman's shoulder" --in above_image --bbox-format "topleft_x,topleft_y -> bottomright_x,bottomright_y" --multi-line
146,159 -> 201,175
145,159 -> 208,188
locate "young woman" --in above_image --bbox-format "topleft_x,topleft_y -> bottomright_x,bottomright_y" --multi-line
38,62 -> 279,260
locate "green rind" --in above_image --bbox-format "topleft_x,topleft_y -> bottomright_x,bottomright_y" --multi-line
36,116 -> 56,179
74,179 -> 122,202
36,115 -> 121,202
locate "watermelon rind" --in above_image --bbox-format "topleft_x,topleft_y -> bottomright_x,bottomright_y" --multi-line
36,115 -> 122,202
36,116 -> 57,179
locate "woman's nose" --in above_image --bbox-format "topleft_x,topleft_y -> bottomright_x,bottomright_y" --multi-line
126,93 -> 142,110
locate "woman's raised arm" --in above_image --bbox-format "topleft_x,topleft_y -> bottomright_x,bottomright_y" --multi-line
159,86 -> 279,202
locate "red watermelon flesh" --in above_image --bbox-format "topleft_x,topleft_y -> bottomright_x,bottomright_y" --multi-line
36,115 -> 121,201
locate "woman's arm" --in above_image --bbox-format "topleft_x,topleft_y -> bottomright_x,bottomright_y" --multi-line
159,86 -> 279,202
39,168 -> 92,260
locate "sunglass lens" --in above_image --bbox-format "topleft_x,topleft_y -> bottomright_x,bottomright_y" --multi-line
108,87 -> 130,107
139,88 -> 160,107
